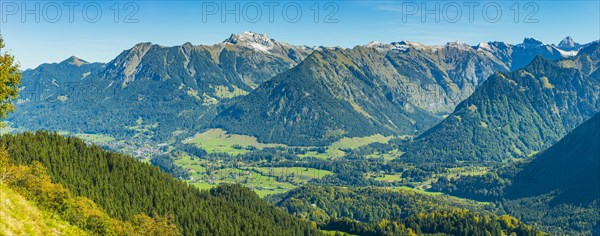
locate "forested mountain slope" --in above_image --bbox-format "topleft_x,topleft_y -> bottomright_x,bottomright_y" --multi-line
213,38 -> 589,146
213,47 -> 441,145
401,42 -> 600,163
10,35 -> 588,147
429,113 -> 600,234
212,43 -> 508,145
0,148 -> 179,236
10,32 -> 312,142
0,131 -> 321,235
507,112 -> 600,204
269,185 -> 545,236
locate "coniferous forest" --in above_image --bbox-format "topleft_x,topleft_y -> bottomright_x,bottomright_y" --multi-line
1,131 -> 320,235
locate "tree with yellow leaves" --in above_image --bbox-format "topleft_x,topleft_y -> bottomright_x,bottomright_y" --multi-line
0,36 -> 21,126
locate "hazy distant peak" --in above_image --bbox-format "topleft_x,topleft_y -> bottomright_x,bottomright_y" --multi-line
559,36 -> 575,47
363,41 -> 394,51
445,41 -> 472,50
364,41 -> 386,47
361,40 -> 469,52
556,36 -> 583,51
397,41 -> 430,50
520,37 -> 544,47
61,56 -> 88,67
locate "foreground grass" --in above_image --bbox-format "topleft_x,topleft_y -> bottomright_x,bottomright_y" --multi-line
0,183 -> 86,236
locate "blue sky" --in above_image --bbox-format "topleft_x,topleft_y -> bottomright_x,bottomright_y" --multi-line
1,0 -> 598,69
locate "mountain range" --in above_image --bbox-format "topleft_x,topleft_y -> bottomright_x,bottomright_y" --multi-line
12,32 -> 311,142
10,33 -> 593,147
212,36 -> 596,145
400,42 -> 599,163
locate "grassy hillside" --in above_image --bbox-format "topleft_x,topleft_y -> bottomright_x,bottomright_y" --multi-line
0,183 -> 86,236
0,146 -> 179,236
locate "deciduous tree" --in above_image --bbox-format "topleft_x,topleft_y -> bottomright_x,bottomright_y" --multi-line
0,36 -> 21,126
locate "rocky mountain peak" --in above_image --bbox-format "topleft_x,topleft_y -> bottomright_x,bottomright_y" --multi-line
559,36 -> 575,47
364,41 -> 387,47
445,41 -> 472,50
130,42 -> 154,53
557,36 -> 582,50
521,38 -> 544,47
223,32 -> 275,52
364,41 -> 394,51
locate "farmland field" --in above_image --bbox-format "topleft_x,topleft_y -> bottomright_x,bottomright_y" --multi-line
183,129 -> 285,155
